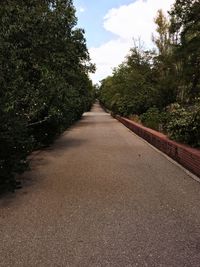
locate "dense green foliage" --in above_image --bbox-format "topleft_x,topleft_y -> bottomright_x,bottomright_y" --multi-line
140,107 -> 162,131
99,0 -> 200,147
166,101 -> 200,147
0,0 -> 95,191
99,48 -> 157,116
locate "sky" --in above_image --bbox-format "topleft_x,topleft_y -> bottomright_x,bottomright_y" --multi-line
73,0 -> 175,84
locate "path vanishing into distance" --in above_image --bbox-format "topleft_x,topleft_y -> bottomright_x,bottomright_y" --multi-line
1,103 -> 200,267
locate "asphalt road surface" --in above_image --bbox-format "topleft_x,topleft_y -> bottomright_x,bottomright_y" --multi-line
1,103 -> 200,267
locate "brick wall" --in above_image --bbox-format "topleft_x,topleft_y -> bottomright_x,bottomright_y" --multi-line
115,115 -> 200,178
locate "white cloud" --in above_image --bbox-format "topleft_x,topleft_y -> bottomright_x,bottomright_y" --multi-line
89,0 -> 175,83
89,39 -> 132,83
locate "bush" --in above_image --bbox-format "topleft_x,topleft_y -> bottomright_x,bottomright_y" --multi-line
140,107 -> 162,130
166,103 -> 200,147
0,113 -> 32,191
128,114 -> 142,124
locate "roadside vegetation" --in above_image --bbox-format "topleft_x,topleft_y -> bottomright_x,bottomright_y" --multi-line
99,0 -> 200,147
0,0 -> 95,191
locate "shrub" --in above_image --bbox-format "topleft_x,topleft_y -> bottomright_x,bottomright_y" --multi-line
166,103 -> 200,147
140,107 -> 162,130
128,114 -> 142,124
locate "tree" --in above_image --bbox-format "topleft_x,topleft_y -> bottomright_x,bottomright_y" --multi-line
0,0 -> 95,190
152,9 -> 180,107
99,44 -> 156,116
152,9 -> 171,56
169,0 -> 200,101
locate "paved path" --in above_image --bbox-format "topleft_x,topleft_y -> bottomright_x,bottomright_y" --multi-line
1,103 -> 200,267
